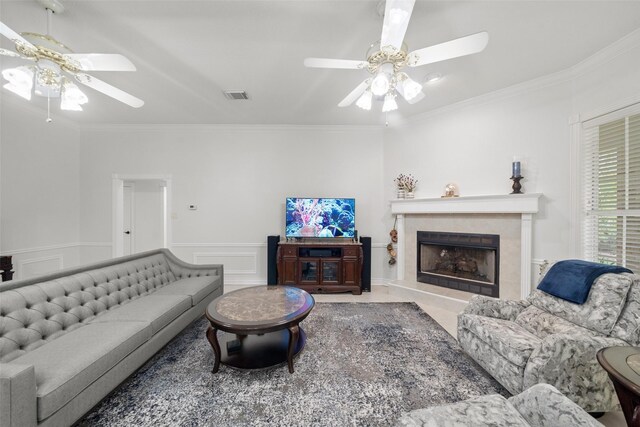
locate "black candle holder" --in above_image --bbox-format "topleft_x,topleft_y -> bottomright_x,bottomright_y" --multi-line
510,176 -> 524,194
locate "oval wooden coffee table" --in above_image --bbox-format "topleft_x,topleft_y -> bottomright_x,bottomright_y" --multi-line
205,285 -> 315,374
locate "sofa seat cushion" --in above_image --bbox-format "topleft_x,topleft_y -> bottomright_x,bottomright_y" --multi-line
528,273 -> 632,335
397,394 -> 529,427
152,276 -> 220,306
10,321 -> 151,421
459,314 -> 541,367
90,295 -> 191,334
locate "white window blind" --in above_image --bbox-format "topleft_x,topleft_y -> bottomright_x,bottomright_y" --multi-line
583,103 -> 640,271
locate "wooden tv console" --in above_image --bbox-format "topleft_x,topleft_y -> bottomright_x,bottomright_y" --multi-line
276,241 -> 362,295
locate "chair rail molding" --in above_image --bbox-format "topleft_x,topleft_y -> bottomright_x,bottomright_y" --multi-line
390,193 -> 542,299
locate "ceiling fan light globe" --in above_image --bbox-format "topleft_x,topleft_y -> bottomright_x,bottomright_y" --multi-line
382,93 -> 398,112
371,71 -> 391,96
2,66 -> 33,87
34,82 -> 60,98
356,90 -> 373,110
63,82 -> 88,105
402,78 -> 422,101
3,82 -> 32,100
60,98 -> 83,111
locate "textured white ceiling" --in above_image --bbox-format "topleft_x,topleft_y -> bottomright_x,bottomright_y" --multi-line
1,0 -> 640,125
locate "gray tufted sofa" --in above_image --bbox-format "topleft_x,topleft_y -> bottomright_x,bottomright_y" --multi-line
0,248 -> 223,427
458,271 -> 639,413
396,383 -> 602,426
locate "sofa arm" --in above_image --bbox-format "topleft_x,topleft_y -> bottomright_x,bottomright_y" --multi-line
509,383 -> 603,426
0,364 -> 37,427
523,333 -> 627,412
162,249 -> 224,280
460,295 -> 529,321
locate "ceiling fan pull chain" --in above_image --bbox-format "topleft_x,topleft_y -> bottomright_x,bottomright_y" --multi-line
46,92 -> 52,123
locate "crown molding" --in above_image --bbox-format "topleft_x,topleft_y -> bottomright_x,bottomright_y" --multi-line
403,68 -> 574,126
571,27 -> 640,77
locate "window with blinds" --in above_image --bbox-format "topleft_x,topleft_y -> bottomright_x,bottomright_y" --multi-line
583,104 -> 640,271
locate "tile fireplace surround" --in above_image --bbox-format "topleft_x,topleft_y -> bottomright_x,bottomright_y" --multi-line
390,194 -> 541,300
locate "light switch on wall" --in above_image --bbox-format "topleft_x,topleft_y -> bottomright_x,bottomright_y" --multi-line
188,204 -> 197,210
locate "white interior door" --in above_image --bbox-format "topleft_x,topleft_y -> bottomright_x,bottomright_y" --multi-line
123,184 -> 134,256
131,181 -> 164,252
113,175 -> 171,258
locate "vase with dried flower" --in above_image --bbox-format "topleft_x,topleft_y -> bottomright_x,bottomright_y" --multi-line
394,173 -> 418,199
403,174 -> 418,199
394,174 -> 406,199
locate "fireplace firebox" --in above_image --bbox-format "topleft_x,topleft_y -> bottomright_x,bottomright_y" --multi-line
417,231 -> 499,297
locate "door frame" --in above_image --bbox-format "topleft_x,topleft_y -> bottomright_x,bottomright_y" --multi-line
123,182 -> 136,255
112,174 -> 172,258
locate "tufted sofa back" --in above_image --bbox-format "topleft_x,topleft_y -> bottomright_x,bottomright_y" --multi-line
0,253 -> 176,363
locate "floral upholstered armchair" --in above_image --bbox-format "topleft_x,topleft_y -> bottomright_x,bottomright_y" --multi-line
457,270 -> 640,412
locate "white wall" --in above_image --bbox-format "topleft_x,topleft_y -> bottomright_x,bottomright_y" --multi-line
383,29 -> 640,285
0,100 -> 81,279
77,125 -> 390,283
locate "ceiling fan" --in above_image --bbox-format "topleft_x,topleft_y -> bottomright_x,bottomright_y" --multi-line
0,0 -> 143,120
304,0 -> 488,112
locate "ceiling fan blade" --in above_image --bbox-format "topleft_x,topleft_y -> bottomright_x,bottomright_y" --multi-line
338,79 -> 371,107
304,58 -> 366,70
0,48 -> 22,58
75,73 -> 144,108
0,21 -> 36,49
408,31 -> 489,67
380,0 -> 415,50
65,53 -> 136,72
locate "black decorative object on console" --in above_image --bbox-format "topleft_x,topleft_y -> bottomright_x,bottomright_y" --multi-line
267,235 -> 280,285
361,236 -> 371,292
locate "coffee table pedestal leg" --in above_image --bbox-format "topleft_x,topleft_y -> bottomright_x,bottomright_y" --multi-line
287,324 -> 300,374
206,325 -> 221,373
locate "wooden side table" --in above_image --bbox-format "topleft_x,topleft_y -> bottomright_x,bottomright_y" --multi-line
597,346 -> 640,427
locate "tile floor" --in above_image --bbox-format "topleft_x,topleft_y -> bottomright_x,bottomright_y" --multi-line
311,285 -> 626,427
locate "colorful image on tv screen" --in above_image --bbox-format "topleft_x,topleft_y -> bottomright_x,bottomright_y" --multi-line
286,198 -> 355,238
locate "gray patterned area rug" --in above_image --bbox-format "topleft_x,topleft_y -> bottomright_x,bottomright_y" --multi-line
79,302 -> 507,427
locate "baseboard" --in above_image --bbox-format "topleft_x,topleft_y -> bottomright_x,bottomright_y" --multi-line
385,281 -> 469,313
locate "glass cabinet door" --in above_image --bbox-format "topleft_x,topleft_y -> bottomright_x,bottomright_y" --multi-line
321,260 -> 340,283
300,260 -> 319,284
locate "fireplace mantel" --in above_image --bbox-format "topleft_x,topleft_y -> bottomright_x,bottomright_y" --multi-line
390,193 -> 542,299
390,193 -> 541,215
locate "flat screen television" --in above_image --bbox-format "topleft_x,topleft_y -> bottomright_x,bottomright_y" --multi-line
286,197 -> 355,238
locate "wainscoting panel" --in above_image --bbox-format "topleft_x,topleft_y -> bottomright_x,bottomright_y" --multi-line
172,244 -> 267,285
0,243 -> 115,282
18,255 -> 64,280
193,252 -> 257,275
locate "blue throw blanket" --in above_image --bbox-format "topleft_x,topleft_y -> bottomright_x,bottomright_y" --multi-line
537,259 -> 632,304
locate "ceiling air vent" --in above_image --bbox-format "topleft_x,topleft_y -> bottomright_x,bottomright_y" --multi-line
223,90 -> 249,100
